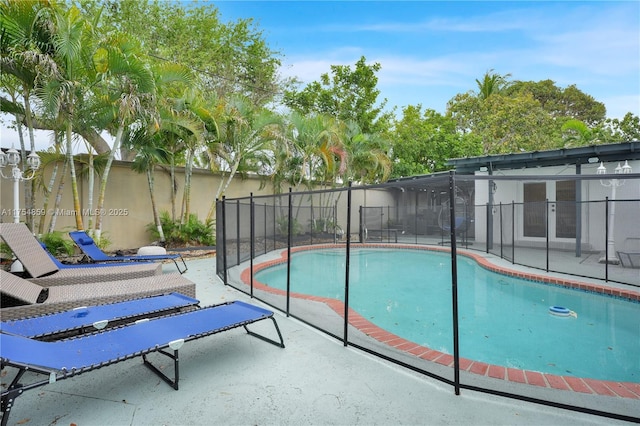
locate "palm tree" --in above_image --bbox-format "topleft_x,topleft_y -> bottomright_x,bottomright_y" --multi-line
284,112 -> 346,190
128,127 -> 171,242
153,79 -> 211,224
36,4 -> 99,231
475,69 -> 512,100
204,95 -> 281,222
0,0 -> 59,229
90,32 -> 157,241
343,120 -> 391,184
561,119 -> 595,147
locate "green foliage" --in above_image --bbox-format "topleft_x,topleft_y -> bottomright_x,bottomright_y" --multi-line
600,113 -> 640,142
40,231 -> 75,256
505,80 -> 606,127
448,90 -> 561,153
448,73 -> 613,154
310,217 -> 341,234
475,69 -> 512,100
390,106 -> 482,178
84,0 -> 286,106
0,232 -> 75,260
343,120 -> 392,184
91,232 -> 112,250
3,0 -> 637,219
284,56 -> 393,134
0,242 -> 12,259
276,216 -> 302,237
148,211 -> 215,247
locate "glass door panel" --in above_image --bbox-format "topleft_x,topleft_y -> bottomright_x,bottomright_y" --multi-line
523,182 -> 546,237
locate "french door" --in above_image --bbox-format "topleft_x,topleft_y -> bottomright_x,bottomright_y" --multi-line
523,181 -> 576,239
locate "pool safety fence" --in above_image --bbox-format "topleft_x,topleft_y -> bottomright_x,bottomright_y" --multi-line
216,172 -> 640,423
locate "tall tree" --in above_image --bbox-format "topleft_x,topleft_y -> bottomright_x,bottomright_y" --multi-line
0,0 -> 59,229
90,32 -> 157,240
37,3 -> 100,231
81,0 -> 287,107
561,119 -> 595,147
284,56 -> 392,134
475,69 -> 512,100
128,126 -> 171,242
204,95 -> 281,222
343,120 -> 391,184
391,105 -> 481,178
277,112 -> 346,191
598,113 -> 640,142
505,80 -> 606,127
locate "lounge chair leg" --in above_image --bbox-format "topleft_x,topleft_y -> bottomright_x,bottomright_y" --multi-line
1,386 -> 23,426
244,317 -> 286,348
175,256 -> 188,274
142,349 -> 179,390
1,367 -> 29,426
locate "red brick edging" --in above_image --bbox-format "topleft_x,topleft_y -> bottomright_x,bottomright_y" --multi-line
241,244 -> 640,399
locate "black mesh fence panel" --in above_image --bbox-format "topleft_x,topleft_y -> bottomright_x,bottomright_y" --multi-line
217,173 -> 639,420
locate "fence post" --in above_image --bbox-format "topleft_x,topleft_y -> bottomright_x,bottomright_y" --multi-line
511,201 -> 515,264
272,202 -> 277,252
546,199 -> 550,272
486,203 -> 490,253
263,201 -> 268,255
250,193 -> 254,298
604,197 -> 609,282
310,197 -> 315,245
236,199 -> 241,266
499,202 -> 503,259
221,197 -> 228,286
575,171 -> 582,258
488,178 -> 494,250
448,171 -> 460,396
286,188 -> 292,316
344,182 -> 353,347
334,200 -> 338,243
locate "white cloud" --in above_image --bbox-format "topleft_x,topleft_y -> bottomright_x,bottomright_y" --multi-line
323,7 -> 549,34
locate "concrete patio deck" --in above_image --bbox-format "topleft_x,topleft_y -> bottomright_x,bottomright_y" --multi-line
3,255 -> 638,426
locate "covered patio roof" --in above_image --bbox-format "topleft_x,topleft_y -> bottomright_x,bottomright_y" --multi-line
447,141 -> 640,174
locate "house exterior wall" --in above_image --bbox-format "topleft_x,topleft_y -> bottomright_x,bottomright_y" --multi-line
473,160 -> 640,253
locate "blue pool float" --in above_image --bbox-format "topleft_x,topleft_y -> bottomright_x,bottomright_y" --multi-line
549,306 -> 577,318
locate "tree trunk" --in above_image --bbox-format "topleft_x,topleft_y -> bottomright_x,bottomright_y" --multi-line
48,158 -> 69,234
147,167 -> 165,241
86,152 -> 95,231
94,123 -> 124,242
38,160 -> 59,235
66,121 -> 84,230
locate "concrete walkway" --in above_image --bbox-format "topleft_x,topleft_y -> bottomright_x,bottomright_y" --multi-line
3,257 -> 638,426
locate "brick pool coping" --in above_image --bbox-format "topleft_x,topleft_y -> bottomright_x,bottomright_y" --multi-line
240,243 -> 640,399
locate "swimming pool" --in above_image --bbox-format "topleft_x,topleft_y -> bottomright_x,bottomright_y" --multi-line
254,247 -> 639,383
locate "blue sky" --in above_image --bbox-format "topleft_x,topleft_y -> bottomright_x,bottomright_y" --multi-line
215,0 -> 639,119
2,0 -> 638,152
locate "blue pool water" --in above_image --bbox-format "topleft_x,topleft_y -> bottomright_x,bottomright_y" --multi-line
255,248 -> 639,382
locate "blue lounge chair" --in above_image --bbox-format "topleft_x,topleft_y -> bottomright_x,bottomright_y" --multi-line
1,292 -> 200,340
40,242 -> 154,269
0,223 -> 162,286
0,300 -> 284,426
70,230 -> 188,274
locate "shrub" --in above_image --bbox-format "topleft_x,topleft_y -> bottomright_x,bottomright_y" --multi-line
276,216 -> 302,237
0,241 -> 12,259
40,231 -> 75,256
147,212 -> 215,247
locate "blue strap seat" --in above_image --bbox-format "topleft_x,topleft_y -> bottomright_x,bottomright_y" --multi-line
1,292 -> 199,340
70,231 -> 188,274
0,301 -> 285,426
